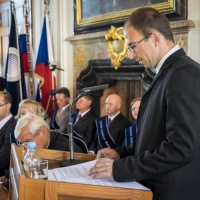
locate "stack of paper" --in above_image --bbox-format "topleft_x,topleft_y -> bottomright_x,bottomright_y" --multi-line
48,160 -> 150,190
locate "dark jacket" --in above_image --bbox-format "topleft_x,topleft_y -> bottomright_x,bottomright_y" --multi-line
113,49 -> 200,200
50,106 -> 70,133
73,110 -> 97,152
97,113 -> 131,151
0,116 -> 17,176
48,130 -> 86,153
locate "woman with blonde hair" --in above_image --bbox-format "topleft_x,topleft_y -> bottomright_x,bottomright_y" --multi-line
17,99 -> 45,119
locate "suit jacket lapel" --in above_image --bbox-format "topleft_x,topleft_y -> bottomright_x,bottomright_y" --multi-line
137,48 -> 186,123
108,113 -> 121,129
146,48 -> 186,92
75,110 -> 91,126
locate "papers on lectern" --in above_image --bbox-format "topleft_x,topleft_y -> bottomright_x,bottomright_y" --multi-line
48,160 -> 150,191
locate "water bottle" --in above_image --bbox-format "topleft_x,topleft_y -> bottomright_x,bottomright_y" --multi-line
23,142 -> 40,179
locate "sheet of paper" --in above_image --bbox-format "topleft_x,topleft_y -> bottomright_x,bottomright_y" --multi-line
48,160 -> 149,191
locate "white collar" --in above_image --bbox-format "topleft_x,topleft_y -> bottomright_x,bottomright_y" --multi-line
155,45 -> 180,74
79,108 -> 91,117
61,103 -> 70,111
0,114 -> 12,130
108,111 -> 120,121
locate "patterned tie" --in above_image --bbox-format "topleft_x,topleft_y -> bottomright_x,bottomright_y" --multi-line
56,108 -> 62,116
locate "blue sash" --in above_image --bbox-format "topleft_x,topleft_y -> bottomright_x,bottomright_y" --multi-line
125,124 -> 137,146
96,116 -> 116,149
50,109 -> 60,129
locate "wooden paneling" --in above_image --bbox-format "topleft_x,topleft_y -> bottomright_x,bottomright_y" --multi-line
100,80 -> 146,123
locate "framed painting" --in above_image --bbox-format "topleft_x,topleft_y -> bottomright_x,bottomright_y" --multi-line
74,0 -> 187,34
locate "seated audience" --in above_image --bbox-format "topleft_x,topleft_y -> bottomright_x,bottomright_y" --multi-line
96,94 -> 131,151
14,113 -> 85,153
72,95 -> 97,154
124,97 -> 141,146
2,99 -> 52,189
0,91 -> 17,191
50,87 -> 71,133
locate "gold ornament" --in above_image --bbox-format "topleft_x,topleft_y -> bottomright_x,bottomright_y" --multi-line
105,26 -> 128,70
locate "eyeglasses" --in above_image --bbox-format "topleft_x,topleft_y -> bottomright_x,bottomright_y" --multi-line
16,139 -> 32,147
0,103 -> 8,107
128,33 -> 152,53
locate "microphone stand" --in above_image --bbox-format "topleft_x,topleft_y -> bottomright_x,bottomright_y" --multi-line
60,91 -> 87,167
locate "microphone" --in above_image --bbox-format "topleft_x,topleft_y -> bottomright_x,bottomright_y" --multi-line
79,84 -> 109,93
74,84 -> 109,102
49,64 -> 64,71
60,84 -> 109,167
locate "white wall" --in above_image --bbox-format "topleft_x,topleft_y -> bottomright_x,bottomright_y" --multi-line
32,0 -> 74,97
188,0 -> 200,63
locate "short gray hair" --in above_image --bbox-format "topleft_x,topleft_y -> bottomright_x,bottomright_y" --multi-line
14,113 -> 50,139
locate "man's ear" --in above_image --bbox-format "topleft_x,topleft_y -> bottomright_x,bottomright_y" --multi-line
6,103 -> 11,111
151,31 -> 161,46
39,126 -> 47,136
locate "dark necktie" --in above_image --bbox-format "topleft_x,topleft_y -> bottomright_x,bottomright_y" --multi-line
108,117 -> 111,126
76,114 -> 82,125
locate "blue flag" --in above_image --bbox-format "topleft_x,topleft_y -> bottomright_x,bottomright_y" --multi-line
5,10 -> 27,116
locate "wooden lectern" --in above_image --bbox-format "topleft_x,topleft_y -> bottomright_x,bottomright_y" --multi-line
9,144 -> 152,200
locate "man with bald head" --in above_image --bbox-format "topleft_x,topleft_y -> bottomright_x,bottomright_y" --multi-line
96,94 -> 131,152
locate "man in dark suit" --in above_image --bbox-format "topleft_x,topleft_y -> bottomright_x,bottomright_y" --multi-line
89,7 -> 200,200
14,113 -> 84,153
0,91 -> 17,177
96,94 -> 131,151
73,95 -> 97,154
50,87 -> 71,133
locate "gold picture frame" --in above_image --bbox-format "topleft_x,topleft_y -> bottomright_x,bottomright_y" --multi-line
74,0 -> 187,34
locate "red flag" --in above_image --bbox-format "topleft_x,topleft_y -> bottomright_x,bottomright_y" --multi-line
34,14 -> 56,116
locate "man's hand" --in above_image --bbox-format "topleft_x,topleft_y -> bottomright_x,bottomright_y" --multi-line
96,148 -> 120,160
88,158 -> 114,179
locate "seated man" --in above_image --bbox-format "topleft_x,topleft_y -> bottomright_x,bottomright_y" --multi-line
0,91 -> 17,176
72,95 -> 97,154
96,94 -> 132,151
50,87 -> 71,133
14,113 -> 86,153
0,91 -> 17,191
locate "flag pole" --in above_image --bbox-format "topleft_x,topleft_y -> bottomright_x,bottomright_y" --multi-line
44,1 -> 57,115
12,1 -> 23,101
23,0 -> 35,100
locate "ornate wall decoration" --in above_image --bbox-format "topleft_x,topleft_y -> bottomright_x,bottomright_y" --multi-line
174,35 -> 187,48
74,48 -> 88,75
105,26 -> 128,70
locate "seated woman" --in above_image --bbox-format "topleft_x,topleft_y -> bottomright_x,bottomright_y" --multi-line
17,99 -> 44,119
124,97 -> 141,146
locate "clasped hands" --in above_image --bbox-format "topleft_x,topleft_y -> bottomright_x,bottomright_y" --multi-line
88,148 -> 120,179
